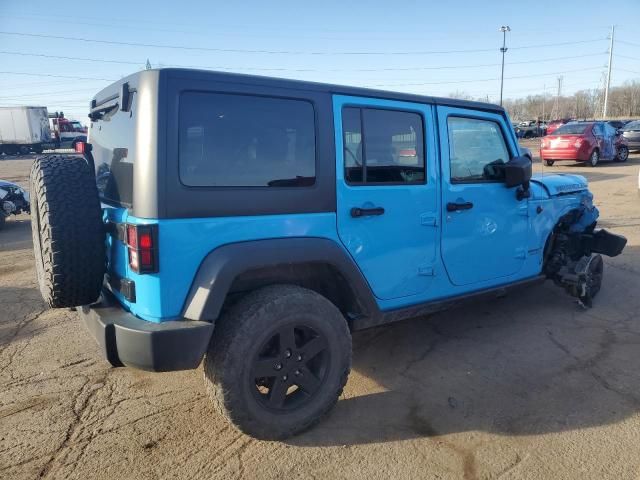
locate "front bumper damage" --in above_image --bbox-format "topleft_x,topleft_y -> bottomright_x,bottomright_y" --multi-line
544,201 -> 627,307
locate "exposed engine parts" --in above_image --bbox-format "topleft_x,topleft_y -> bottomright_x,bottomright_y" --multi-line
0,180 -> 30,230
544,208 -> 626,308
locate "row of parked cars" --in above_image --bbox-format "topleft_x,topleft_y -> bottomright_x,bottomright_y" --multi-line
539,119 -> 640,167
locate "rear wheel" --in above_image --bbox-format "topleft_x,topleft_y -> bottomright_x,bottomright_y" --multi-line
203,285 -> 352,439
589,149 -> 600,167
545,160 -> 555,167
30,155 -> 105,307
615,145 -> 629,162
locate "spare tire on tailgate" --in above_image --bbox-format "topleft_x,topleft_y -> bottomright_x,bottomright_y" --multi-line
30,155 -> 105,307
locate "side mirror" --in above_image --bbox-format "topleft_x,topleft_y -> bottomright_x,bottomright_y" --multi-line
504,155 -> 532,188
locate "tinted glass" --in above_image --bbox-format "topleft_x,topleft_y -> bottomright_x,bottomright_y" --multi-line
447,117 -> 510,183
593,123 -> 604,135
179,92 -> 315,187
623,120 -> 640,131
342,107 -> 425,185
554,123 -> 589,135
604,123 -> 616,136
363,109 -> 424,184
342,107 -> 363,183
91,95 -> 137,206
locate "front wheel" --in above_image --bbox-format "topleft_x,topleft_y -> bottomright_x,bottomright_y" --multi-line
203,285 -> 352,439
579,254 -> 603,308
615,145 -> 629,162
589,149 -> 600,167
545,160 -> 555,167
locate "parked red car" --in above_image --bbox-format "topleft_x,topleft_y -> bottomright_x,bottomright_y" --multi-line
540,121 -> 629,167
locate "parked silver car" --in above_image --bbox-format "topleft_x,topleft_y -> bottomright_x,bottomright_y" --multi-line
622,120 -> 640,151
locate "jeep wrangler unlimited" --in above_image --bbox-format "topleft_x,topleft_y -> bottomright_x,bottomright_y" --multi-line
30,69 -> 626,439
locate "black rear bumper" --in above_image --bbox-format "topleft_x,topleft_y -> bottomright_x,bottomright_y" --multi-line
79,293 -> 214,372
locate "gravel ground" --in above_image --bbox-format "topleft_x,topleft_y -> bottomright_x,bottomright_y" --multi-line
1,149 -> 640,480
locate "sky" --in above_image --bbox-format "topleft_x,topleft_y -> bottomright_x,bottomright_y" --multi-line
1,0 -> 639,123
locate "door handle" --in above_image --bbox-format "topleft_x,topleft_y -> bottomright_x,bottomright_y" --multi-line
351,206 -> 385,218
446,201 -> 474,212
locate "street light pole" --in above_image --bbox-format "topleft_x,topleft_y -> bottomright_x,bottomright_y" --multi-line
603,24 -> 615,119
499,25 -> 510,107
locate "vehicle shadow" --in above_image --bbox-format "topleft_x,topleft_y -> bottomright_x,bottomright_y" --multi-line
0,286 -> 47,348
291,247 -> 640,447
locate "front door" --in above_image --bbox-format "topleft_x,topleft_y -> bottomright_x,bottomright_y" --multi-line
334,95 -> 438,300
437,106 -> 529,286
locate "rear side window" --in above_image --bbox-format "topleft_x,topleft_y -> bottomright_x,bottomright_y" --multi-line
179,92 -> 316,187
342,107 -> 425,185
447,116 -> 510,183
555,123 -> 589,135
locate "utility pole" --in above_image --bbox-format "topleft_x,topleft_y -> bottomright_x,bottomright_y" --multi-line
499,26 -> 511,106
542,83 -> 546,122
603,25 -> 615,119
551,76 -> 562,120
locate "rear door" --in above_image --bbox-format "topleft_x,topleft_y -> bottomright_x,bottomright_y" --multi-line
601,123 -> 617,159
437,106 -> 529,286
334,95 -> 438,300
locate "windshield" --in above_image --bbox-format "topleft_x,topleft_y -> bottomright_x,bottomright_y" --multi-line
554,123 -> 589,135
623,120 -> 640,131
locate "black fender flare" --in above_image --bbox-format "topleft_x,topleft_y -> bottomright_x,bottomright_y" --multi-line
181,237 -> 380,323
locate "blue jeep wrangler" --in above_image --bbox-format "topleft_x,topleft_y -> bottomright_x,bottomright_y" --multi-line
29,69 -> 626,439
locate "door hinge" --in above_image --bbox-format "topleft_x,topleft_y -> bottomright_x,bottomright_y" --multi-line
515,248 -> 527,259
518,204 -> 529,217
418,265 -> 435,276
420,214 -> 438,226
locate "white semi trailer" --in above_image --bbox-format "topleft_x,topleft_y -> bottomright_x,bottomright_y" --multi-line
0,106 -> 53,155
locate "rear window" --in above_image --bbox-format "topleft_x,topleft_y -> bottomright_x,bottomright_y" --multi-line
90,94 -> 136,207
179,92 -> 316,187
554,123 -> 589,135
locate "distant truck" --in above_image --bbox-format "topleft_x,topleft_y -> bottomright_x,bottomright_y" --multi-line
0,106 -> 53,155
49,112 -> 87,149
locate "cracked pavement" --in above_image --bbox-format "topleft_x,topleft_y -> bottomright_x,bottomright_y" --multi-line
1,149 -> 640,479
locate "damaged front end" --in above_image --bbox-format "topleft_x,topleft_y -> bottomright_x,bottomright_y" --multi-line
544,194 -> 626,307
0,180 -> 30,230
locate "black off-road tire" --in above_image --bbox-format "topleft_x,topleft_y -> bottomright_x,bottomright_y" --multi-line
30,155 -> 105,307
203,285 -> 352,440
545,160 -> 555,167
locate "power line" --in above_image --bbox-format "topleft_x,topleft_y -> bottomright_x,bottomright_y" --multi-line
0,71 -> 117,81
0,88 -> 100,100
367,66 -> 605,87
0,30 -> 608,56
617,39 -> 640,48
615,53 -> 640,62
0,49 -> 607,73
615,67 -> 640,75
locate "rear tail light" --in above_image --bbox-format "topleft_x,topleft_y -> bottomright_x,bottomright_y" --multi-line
540,139 -> 547,148
126,224 -> 158,273
74,141 -> 86,153
574,138 -> 584,148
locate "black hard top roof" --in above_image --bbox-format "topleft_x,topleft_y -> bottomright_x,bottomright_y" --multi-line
164,68 -> 505,113
95,68 -> 505,114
